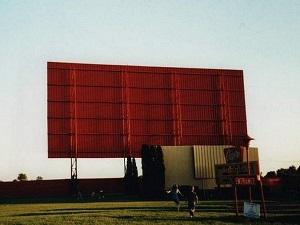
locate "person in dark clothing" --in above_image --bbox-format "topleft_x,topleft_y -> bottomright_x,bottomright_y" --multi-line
185,186 -> 198,217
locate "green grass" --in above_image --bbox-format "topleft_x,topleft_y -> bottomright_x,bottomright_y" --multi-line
0,197 -> 299,225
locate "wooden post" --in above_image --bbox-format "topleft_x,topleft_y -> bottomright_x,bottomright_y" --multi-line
259,177 -> 267,219
234,185 -> 239,216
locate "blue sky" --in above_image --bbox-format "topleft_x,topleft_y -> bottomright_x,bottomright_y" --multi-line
0,1 -> 299,181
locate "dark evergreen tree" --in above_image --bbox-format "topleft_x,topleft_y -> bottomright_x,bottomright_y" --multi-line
124,156 -> 132,194
124,156 -> 138,194
141,144 -> 165,199
132,158 -> 138,193
155,145 -> 165,197
141,144 -> 152,198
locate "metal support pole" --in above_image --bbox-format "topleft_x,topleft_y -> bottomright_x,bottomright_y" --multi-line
246,146 -> 252,202
121,69 -> 131,160
70,68 -> 78,196
243,134 -> 254,203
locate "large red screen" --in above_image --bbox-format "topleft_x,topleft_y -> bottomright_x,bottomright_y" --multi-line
47,62 -> 247,158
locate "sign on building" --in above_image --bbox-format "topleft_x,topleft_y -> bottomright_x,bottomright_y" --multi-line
223,146 -> 244,163
215,161 -> 259,185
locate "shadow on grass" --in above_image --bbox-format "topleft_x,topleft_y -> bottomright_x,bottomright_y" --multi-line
0,195 -> 142,204
113,214 -> 300,224
13,206 -> 175,217
12,207 -> 300,225
13,202 -> 237,215
14,211 -> 282,224
268,214 -> 300,224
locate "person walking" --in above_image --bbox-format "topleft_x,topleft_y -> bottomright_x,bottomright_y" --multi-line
166,184 -> 184,211
185,186 -> 198,217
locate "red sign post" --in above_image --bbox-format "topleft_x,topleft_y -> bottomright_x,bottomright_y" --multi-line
219,143 -> 267,219
234,175 -> 267,219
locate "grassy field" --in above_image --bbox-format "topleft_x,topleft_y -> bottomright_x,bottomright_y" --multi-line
0,197 -> 299,225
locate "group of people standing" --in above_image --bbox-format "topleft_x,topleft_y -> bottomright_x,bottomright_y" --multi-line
166,184 -> 199,217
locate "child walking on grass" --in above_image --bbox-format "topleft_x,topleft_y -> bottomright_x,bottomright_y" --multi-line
185,186 -> 198,217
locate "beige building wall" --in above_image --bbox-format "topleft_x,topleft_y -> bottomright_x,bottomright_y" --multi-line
162,145 -> 259,190
162,146 -> 199,189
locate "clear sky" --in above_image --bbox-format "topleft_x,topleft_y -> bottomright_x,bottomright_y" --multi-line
1,1 -> 299,181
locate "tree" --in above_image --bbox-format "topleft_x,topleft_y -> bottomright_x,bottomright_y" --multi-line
141,144 -> 165,199
266,165 -> 300,197
141,144 -> 154,198
17,173 -> 28,181
124,156 -> 138,194
154,145 -> 165,197
288,165 -> 297,174
132,158 -> 138,193
265,171 -> 277,178
277,166 -> 297,177
36,176 -> 43,181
